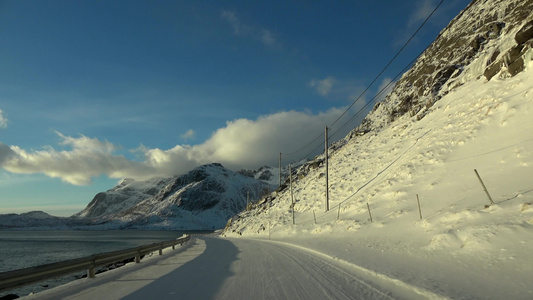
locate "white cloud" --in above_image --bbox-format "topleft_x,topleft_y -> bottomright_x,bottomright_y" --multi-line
393,0 -> 439,47
309,76 -> 336,96
1,133 -> 144,185
221,10 -> 252,36
408,0 -> 436,27
0,109 -> 8,128
221,10 -> 281,48
309,77 -> 367,106
261,29 -> 276,47
0,108 -> 347,185
180,129 -> 196,141
375,77 -> 396,103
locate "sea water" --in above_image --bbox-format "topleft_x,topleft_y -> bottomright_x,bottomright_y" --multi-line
0,230 -> 193,298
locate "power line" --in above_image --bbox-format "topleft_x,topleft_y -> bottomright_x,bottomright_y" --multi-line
282,0 -> 446,159
329,54 -> 417,141
329,0 -> 445,128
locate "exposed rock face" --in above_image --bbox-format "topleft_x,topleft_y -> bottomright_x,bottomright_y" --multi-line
357,0 -> 533,132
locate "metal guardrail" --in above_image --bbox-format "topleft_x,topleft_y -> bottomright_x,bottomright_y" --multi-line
0,234 -> 191,292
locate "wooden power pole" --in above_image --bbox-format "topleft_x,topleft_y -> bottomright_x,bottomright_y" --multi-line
279,152 -> 282,188
325,126 -> 329,212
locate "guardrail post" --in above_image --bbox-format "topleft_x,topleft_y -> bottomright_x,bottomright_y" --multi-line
87,258 -> 96,279
159,243 -> 163,255
135,249 -> 141,263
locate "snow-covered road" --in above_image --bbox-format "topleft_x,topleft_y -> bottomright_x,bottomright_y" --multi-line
28,236 -> 437,300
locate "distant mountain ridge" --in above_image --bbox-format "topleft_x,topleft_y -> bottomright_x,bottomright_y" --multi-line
0,163 -> 272,230
0,211 -> 77,229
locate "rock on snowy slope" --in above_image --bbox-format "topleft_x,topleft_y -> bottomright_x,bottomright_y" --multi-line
75,163 -> 271,230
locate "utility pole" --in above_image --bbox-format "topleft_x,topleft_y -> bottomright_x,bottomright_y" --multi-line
279,152 -> 282,188
290,164 -> 294,224
325,126 -> 329,212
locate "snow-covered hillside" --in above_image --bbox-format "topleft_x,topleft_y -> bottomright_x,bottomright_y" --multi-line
224,0 -> 533,298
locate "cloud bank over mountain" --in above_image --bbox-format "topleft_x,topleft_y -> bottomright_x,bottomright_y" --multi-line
0,108 -> 347,185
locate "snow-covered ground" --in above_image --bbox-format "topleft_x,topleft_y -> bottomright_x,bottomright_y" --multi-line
224,65 -> 533,299
24,236 -> 446,299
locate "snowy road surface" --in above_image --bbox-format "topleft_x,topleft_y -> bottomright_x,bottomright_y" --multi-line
29,236 -> 437,300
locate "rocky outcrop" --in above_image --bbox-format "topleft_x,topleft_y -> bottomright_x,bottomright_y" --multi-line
485,19 -> 533,80
355,0 -> 533,133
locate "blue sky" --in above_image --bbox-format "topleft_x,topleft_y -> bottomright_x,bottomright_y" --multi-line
0,0 -> 471,216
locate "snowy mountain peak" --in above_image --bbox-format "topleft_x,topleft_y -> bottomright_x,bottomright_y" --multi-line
74,163 -> 271,229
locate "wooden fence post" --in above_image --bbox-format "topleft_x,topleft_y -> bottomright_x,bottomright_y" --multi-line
474,169 -> 495,206
417,194 -> 422,220
367,203 -> 373,222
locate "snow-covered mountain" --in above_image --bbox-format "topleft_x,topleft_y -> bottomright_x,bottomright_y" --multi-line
74,176 -> 175,219
72,163 -> 271,230
224,1 -> 533,298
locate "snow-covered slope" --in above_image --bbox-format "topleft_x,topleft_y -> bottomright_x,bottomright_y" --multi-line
74,163 -> 271,230
224,0 -> 533,298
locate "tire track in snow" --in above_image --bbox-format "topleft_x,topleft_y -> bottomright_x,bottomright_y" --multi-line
262,239 -> 451,300
221,237 -> 396,300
